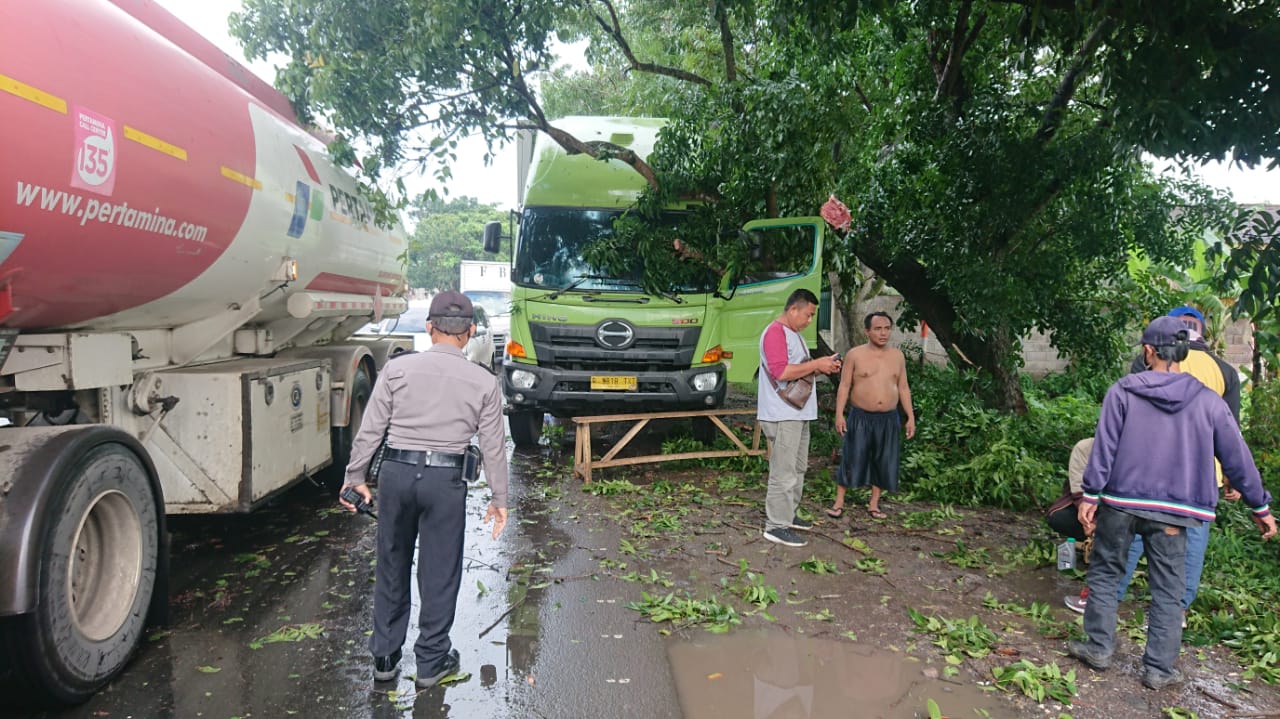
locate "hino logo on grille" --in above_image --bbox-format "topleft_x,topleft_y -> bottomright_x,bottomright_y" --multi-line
595,319 -> 636,349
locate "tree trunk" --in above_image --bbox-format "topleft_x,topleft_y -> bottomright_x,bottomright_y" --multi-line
852,239 -> 1028,412
954,327 -> 1028,414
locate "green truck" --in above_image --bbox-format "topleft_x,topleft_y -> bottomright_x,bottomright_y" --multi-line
489,116 -> 825,447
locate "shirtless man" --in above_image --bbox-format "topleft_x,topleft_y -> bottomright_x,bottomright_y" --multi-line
828,311 -> 915,519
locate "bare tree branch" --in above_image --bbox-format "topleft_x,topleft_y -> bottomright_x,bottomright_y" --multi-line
933,0 -> 974,103
591,0 -> 713,87
713,0 -> 737,83
853,81 -> 873,113
1034,17 -> 1115,145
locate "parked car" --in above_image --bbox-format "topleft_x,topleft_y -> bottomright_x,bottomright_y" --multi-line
356,299 -> 496,371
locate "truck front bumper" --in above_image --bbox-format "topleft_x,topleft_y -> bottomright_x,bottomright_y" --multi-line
502,362 -> 727,416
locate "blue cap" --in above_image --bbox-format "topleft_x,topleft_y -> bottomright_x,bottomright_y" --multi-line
1167,306 -> 1205,324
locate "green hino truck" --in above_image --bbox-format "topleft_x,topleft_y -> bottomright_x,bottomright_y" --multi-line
489,116 -> 825,447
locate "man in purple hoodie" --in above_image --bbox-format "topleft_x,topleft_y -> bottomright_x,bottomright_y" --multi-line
1068,316 -> 1276,691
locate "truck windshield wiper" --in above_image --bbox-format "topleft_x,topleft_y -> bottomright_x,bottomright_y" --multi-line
542,274 -> 605,301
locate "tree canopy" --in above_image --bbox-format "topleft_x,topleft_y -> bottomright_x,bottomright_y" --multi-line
401,196 -> 509,293
231,0 -> 1278,409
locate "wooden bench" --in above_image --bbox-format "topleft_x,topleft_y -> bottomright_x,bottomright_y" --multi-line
571,408 -> 768,483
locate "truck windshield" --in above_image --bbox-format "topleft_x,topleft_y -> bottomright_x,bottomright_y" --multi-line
464,291 -> 512,317
514,207 -> 716,294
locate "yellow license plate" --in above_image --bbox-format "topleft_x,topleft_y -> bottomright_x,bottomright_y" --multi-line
591,375 -> 638,391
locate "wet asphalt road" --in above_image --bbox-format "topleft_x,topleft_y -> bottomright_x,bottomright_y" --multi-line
18,443 -> 680,719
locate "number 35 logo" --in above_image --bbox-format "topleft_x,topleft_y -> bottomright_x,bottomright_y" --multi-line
70,106 -> 117,196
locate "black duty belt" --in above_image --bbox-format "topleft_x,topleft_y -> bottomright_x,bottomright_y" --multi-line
383,448 -> 466,467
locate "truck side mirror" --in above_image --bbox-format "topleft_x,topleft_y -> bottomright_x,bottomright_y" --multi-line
482,221 -> 502,254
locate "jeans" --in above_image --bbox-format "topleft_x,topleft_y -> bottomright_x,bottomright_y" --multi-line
1082,504 -> 1186,677
1117,521 -> 1208,609
761,420 -> 809,531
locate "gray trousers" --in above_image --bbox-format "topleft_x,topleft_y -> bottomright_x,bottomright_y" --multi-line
1081,504 -> 1187,678
761,419 -> 809,531
370,458 -> 468,674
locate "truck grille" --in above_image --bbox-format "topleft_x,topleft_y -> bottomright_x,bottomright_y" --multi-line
529,322 -> 700,372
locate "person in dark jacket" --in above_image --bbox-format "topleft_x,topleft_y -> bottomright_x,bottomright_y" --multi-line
1068,316 -> 1275,691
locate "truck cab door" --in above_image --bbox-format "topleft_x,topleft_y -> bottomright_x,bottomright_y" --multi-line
713,217 -> 824,384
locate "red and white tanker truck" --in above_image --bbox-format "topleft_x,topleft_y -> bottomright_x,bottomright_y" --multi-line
0,0 -> 413,703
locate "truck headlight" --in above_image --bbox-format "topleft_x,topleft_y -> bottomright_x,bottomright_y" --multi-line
691,372 -> 719,392
510,369 -> 537,389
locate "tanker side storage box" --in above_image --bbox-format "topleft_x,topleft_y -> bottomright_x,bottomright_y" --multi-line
146,359 -> 331,513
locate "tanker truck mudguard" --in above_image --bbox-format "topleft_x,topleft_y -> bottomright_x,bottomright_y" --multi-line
0,0 -> 411,704
499,117 -> 823,447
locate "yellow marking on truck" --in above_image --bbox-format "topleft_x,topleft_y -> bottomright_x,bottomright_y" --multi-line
124,125 -> 187,160
220,166 -> 262,190
285,193 -> 295,203
0,73 -> 66,114
328,211 -> 351,225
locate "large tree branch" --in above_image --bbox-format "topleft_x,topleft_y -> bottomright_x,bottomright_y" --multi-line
933,0 -> 974,103
1034,17 -> 1115,145
713,0 -> 737,83
592,0 -> 713,87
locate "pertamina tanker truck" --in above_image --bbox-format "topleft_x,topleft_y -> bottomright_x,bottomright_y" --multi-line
0,0 -> 412,704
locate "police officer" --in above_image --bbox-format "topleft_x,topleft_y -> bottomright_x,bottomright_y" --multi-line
340,291 -> 510,688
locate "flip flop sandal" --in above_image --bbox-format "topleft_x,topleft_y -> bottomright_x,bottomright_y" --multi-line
867,508 -> 888,520
825,507 -> 844,519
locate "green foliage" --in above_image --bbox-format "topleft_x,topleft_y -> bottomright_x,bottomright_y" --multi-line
933,540 -> 990,569
982,592 -> 1076,638
900,365 -> 1100,510
401,195 -> 509,291
229,0 -> 1275,410
627,591 -> 741,633
724,562 -> 780,611
907,608 -> 998,659
991,660 -> 1077,705
583,479 -> 642,496
1245,380 -> 1280,486
799,557 -> 839,575
899,505 -> 962,529
1193,499 -> 1280,683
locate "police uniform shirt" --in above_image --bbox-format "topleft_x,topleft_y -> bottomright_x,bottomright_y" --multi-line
343,344 -> 509,508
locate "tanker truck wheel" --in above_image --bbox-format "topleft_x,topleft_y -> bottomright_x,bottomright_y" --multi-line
326,363 -> 373,488
6,443 -> 158,705
509,410 -> 544,449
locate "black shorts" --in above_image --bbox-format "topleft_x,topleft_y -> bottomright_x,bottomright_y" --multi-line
836,407 -> 900,491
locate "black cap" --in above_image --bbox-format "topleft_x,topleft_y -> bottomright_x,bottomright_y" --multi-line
428,291 -> 474,320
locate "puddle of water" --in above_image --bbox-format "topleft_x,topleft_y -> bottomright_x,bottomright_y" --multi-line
668,630 -> 1016,719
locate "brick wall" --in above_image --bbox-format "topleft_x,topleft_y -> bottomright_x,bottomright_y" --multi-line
826,294 -> 1254,378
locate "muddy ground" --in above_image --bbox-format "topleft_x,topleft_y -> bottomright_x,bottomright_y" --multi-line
18,417 -> 1280,719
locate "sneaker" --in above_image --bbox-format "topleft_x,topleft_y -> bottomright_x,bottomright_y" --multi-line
373,648 -> 402,682
763,527 -> 808,547
1066,640 -> 1111,670
1142,667 -> 1185,691
416,648 -> 461,688
1063,594 -> 1087,614
790,515 -> 814,531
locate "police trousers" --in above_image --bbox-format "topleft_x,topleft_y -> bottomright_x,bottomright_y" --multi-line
370,457 -> 468,674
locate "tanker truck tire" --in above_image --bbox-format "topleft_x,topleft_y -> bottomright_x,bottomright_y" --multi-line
325,363 -> 373,489
509,410 -> 543,449
2,443 -> 158,706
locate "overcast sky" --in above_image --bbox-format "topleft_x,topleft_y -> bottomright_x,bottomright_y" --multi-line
156,0 -> 1275,212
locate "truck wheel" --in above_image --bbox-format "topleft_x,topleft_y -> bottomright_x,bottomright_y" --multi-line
6,443 -> 158,705
326,363 -> 373,488
692,417 -> 719,446
509,410 -> 543,449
